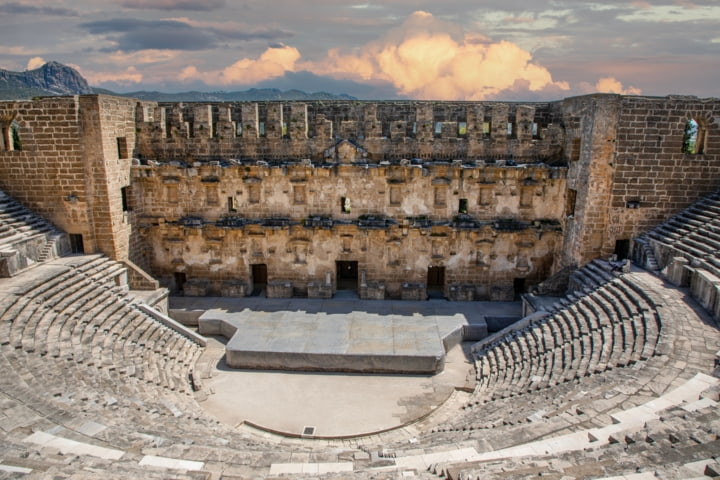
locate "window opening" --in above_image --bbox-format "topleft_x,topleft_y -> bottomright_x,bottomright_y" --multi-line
458,198 -> 468,213
121,186 -> 130,212
10,120 -> 21,151
457,122 -> 467,136
570,138 -> 581,161
482,121 -> 491,136
566,188 -> 577,217
228,196 -> 237,212
682,118 -> 706,154
116,137 -> 128,159
340,197 -> 351,213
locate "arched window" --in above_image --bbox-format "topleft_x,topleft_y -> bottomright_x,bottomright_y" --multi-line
682,118 -> 706,154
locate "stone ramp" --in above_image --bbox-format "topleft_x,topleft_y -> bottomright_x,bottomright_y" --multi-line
199,308 -> 468,373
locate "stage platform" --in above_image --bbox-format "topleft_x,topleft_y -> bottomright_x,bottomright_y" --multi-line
199,309 -> 469,374
187,295 -> 515,374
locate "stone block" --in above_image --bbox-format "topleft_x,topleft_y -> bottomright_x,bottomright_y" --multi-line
221,280 -> 250,297
307,281 -> 332,299
183,279 -> 208,297
490,285 -> 515,301
690,269 -> 720,313
359,281 -> 385,300
267,280 -> 293,298
401,282 -> 426,301
666,256 -> 690,286
448,283 -> 476,301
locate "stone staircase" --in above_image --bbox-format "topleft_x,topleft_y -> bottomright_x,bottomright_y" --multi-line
0,190 -> 69,277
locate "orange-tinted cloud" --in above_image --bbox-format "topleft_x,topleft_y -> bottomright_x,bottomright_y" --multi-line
80,66 -> 143,86
595,77 -> 642,95
180,45 -> 300,86
26,57 -> 46,70
306,11 -> 569,100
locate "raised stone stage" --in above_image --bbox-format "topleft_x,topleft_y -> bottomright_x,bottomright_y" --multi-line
199,309 -> 469,374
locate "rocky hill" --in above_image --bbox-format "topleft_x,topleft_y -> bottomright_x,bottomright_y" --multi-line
0,61 -> 355,101
0,61 -> 93,99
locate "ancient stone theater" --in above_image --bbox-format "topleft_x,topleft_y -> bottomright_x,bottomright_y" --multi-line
0,93 -> 718,479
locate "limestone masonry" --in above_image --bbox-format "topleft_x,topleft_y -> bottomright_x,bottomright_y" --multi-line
0,94 -> 718,299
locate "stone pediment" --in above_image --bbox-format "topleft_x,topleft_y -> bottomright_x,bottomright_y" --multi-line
324,139 -> 367,164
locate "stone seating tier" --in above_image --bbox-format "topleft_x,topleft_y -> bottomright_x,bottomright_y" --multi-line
469,265 -> 661,406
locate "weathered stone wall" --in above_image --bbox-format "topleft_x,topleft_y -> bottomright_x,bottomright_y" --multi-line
140,217 -> 562,300
0,97 -> 88,235
561,94 -> 720,268
131,163 -> 567,222
0,95 -> 155,262
2,93 -> 718,299
609,96 -> 720,251
135,101 -> 566,164
561,95 -> 620,267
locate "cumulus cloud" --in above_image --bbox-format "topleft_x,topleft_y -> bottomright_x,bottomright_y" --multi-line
26,57 -> 46,70
180,45 -> 301,86
79,66 -> 143,86
119,0 -> 226,11
595,77 -> 642,95
304,11 -> 569,100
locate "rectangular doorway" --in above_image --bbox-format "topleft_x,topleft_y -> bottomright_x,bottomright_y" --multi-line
173,272 -> 186,295
427,266 -> 445,288
614,239 -> 630,260
513,278 -> 526,300
69,233 -> 84,254
251,263 -> 268,285
251,264 -> 268,296
336,261 -> 358,291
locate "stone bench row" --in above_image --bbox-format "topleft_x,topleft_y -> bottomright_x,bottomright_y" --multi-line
644,190 -> 720,268
434,396 -> 720,480
0,256 -> 200,395
470,274 -> 661,405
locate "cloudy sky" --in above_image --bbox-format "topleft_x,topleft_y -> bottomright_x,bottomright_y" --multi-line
1,0 -> 718,100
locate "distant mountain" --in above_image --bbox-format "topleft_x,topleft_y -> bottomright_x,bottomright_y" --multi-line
0,61 -> 93,99
99,88 -> 357,102
0,61 -> 356,101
